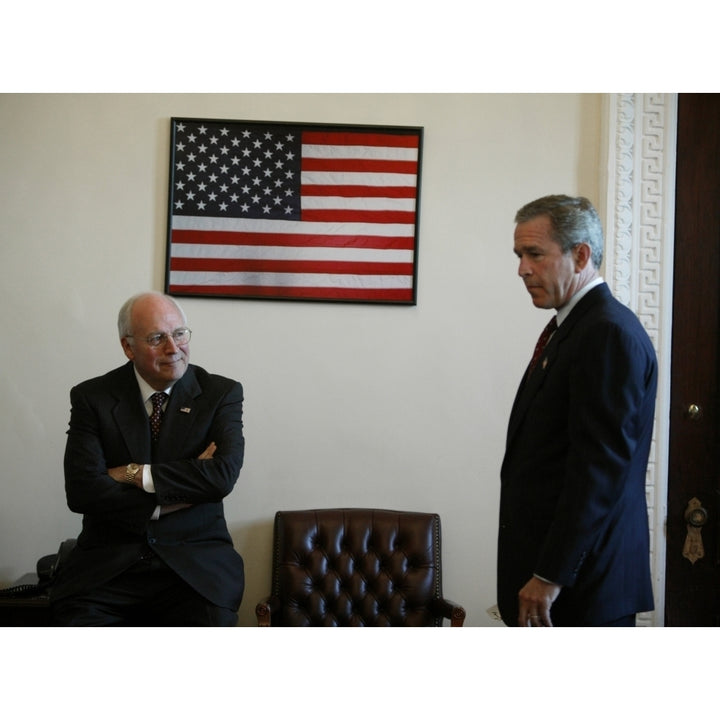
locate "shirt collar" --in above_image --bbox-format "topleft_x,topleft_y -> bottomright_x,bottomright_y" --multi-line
556,277 -> 604,326
133,366 -> 175,404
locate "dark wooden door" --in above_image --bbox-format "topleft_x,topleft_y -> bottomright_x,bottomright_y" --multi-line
665,93 -> 720,626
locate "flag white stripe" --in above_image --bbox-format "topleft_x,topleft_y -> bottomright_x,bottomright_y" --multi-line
169,271 -> 413,289
172,215 -> 414,237
301,171 -> 417,187
300,196 -> 416,211
171,244 -> 413,263
302,144 -> 418,161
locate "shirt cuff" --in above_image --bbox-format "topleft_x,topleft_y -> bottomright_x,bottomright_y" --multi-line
142,464 -> 155,493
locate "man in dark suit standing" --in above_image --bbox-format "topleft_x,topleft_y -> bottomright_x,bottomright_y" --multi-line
498,195 -> 657,627
50,292 -> 245,625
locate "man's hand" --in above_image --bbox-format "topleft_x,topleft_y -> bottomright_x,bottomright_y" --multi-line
197,441 -> 217,460
518,576 -> 562,627
108,464 -> 143,487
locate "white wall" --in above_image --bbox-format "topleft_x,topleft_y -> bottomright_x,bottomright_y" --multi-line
0,93 -> 601,625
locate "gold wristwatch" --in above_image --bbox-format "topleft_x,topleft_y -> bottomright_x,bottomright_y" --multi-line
125,463 -> 140,484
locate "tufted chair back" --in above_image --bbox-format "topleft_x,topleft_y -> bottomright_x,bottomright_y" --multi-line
255,508 -> 465,626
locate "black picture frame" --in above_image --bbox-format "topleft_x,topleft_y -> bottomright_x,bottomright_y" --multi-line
165,116 -> 423,305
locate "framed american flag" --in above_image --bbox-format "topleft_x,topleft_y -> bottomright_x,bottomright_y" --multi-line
165,117 -> 423,305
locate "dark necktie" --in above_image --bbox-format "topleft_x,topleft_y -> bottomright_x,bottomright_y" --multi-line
528,316 -> 557,375
149,392 -> 168,442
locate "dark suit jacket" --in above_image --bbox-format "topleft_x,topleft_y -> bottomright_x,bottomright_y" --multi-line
50,362 -> 245,611
498,283 -> 657,626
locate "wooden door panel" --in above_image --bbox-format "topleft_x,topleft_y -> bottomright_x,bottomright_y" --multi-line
665,93 -> 720,626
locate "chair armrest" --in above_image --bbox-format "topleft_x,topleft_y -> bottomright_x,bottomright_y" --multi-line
255,595 -> 281,627
430,597 -> 467,627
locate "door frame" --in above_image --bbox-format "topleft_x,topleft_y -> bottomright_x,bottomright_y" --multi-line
601,93 -> 678,626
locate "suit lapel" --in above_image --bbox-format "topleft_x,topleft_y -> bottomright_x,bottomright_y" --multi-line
154,366 -> 202,460
506,330 -> 564,445
506,284 -> 610,449
111,363 -> 152,462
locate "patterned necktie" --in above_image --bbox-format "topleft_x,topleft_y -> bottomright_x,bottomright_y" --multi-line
528,316 -> 557,375
149,392 -> 168,442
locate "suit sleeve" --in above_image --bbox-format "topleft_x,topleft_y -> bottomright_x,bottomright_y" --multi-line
64,384 -> 156,523
150,380 -> 244,505
534,320 -> 654,586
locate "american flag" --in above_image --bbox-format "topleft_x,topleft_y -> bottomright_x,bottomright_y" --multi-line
165,118 -> 422,303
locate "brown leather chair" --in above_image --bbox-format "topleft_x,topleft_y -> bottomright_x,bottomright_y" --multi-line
255,508 -> 466,626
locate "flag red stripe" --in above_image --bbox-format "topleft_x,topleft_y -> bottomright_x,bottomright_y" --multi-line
171,229 -> 415,250
300,184 -> 416,198
302,131 -> 419,148
168,284 -> 414,302
301,209 -> 415,224
170,257 -> 413,276
301,157 -> 417,174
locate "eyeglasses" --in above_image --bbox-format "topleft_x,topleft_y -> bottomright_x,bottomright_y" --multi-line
126,327 -> 192,347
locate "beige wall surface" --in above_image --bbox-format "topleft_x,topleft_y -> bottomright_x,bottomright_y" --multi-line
0,93 -> 601,626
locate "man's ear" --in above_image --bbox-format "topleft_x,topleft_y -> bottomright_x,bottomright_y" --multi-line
573,243 -> 592,271
121,337 -> 135,361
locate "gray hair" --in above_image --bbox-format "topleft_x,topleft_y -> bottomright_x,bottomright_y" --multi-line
117,292 -> 187,339
515,195 -> 604,268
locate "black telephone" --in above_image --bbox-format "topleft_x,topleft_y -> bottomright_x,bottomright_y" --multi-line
0,538 -> 76,597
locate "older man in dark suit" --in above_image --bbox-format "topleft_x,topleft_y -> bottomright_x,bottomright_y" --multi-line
498,195 -> 657,627
50,292 -> 245,625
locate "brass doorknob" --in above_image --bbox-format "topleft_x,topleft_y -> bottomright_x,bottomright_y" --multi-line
684,499 -> 708,527
683,498 -> 708,564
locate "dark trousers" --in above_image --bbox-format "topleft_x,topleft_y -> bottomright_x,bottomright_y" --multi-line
50,551 -> 237,627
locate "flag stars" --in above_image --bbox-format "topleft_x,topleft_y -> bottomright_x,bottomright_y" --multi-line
171,120 -> 302,220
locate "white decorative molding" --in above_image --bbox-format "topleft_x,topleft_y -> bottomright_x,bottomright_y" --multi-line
603,94 -> 677,626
